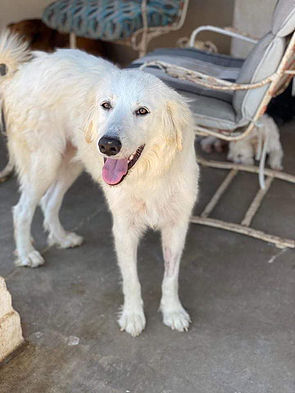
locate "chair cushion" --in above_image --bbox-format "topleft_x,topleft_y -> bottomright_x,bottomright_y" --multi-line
233,33 -> 285,123
143,47 -> 245,68
131,48 -> 244,103
181,91 -> 238,130
42,0 -> 182,41
272,0 -> 295,37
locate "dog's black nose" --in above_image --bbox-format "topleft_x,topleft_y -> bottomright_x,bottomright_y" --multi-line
98,137 -> 122,156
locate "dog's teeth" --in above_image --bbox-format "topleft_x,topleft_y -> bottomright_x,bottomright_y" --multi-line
129,154 -> 134,161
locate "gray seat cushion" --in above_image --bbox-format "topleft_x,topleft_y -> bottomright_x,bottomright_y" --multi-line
181,91 -> 237,130
139,47 -> 244,69
233,33 -> 286,124
272,0 -> 295,37
131,48 -> 244,103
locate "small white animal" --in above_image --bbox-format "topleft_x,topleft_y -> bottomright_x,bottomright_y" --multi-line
200,115 -> 283,170
0,31 -> 199,337
227,114 -> 283,170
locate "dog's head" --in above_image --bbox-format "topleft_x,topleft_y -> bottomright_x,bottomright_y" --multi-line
227,140 -> 254,166
86,69 -> 193,186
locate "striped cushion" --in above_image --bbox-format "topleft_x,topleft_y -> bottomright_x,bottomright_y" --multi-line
131,48 -> 244,103
42,0 -> 182,41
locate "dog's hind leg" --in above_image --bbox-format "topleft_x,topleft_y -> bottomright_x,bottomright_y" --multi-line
267,134 -> 283,170
268,148 -> 283,170
40,149 -> 83,249
0,158 -> 13,182
160,220 -> 191,332
13,152 -> 62,267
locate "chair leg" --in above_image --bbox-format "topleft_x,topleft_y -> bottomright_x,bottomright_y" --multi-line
138,47 -> 146,58
137,30 -> 148,57
69,32 -> 77,49
191,157 -> 295,249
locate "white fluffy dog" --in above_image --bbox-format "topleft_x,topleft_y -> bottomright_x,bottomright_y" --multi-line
200,115 -> 283,170
0,32 -> 199,336
227,114 -> 283,169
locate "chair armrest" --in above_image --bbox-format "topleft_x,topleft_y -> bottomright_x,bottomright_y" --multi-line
189,25 -> 258,47
223,27 -> 259,41
140,60 -> 277,91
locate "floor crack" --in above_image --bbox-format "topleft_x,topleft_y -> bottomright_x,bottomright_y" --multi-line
267,247 -> 288,264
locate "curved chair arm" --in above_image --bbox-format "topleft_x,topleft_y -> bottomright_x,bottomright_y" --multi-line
189,25 -> 258,47
133,0 -> 190,56
140,60 -> 280,91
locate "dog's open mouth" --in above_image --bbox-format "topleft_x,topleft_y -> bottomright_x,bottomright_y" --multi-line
102,145 -> 144,185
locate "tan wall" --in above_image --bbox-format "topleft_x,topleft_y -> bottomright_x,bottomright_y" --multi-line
231,0 -> 277,58
0,0 -> 234,64
0,0 -> 53,30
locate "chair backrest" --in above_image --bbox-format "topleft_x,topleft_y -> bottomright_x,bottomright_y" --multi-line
233,0 -> 295,124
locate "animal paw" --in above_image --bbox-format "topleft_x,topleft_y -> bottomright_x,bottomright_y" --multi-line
118,309 -> 146,337
50,232 -> 84,249
269,157 -> 283,171
162,307 -> 191,332
15,250 -> 45,268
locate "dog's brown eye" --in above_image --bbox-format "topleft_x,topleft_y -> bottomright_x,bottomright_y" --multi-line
101,102 -> 112,110
135,107 -> 149,116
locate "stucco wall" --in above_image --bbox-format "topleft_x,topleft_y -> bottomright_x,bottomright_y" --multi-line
0,0 -> 53,30
231,0 -> 277,58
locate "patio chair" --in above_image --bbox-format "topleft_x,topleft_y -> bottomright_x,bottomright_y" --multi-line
131,0 -> 295,249
41,0 -> 189,56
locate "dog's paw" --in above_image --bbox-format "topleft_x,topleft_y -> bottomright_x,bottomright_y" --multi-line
232,155 -> 254,166
50,232 -> 84,249
269,157 -> 283,171
162,307 -> 191,332
118,310 -> 146,337
15,250 -> 45,268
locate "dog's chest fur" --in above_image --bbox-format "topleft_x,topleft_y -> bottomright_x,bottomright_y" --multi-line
104,176 -> 186,230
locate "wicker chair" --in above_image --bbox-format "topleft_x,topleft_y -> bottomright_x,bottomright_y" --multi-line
42,0 -> 189,56
132,0 -> 295,249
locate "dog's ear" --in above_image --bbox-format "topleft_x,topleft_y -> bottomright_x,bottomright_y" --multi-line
85,120 -> 94,144
162,98 -> 191,152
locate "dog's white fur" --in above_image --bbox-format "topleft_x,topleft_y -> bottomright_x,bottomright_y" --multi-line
227,114 -> 283,169
200,115 -> 283,170
0,32 -> 199,336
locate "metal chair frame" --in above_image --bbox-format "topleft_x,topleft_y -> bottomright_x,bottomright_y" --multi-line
69,0 -> 190,57
141,27 -> 295,248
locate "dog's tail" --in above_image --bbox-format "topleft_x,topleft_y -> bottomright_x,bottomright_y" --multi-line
0,29 -> 31,80
0,108 -> 14,181
0,30 -> 30,182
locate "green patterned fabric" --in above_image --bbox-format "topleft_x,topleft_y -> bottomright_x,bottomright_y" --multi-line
42,0 -> 183,41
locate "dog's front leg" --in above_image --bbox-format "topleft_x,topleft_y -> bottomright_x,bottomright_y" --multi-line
113,217 -> 145,337
160,220 -> 191,332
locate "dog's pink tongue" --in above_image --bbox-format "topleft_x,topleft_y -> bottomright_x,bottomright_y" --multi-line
102,158 -> 128,185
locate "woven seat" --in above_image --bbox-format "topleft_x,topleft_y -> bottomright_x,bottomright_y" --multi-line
131,47 -> 244,104
42,0 -> 182,41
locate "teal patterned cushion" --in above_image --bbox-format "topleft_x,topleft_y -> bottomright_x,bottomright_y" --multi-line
42,0 -> 182,41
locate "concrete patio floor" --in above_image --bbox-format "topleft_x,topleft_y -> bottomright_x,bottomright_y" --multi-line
0,121 -> 295,393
